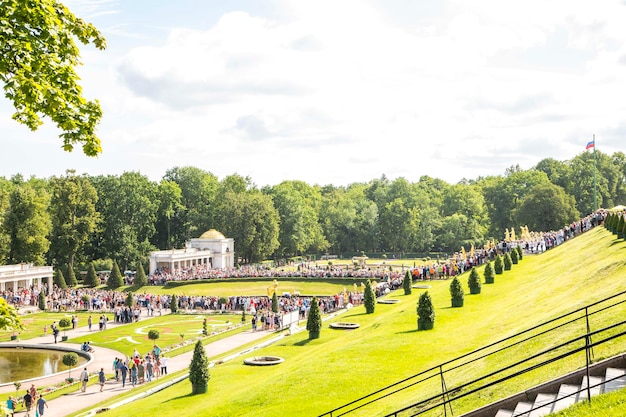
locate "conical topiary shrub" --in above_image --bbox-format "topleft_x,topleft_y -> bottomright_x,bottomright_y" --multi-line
189,340 -> 210,394
450,277 -> 464,307
504,253 -> 513,271
107,261 -> 123,289
271,292 -> 279,313
484,262 -> 495,284
511,247 -> 519,264
417,291 -> 435,330
66,264 -> 78,287
364,280 -> 376,314
516,245 -> 524,261
84,262 -> 98,288
468,267 -> 481,294
54,268 -> 67,289
134,262 -> 147,287
38,291 -> 47,311
306,296 -> 322,339
494,255 -> 504,274
403,270 -> 412,295
170,294 -> 178,313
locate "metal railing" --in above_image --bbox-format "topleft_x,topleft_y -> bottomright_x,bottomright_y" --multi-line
318,289 -> 626,417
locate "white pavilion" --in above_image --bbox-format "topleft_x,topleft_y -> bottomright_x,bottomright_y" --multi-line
0,263 -> 54,292
148,229 -> 235,275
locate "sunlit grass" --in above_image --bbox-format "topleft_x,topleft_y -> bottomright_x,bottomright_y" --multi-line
76,228 -> 626,417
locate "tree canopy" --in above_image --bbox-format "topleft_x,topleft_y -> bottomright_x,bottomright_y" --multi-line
0,0 -> 106,155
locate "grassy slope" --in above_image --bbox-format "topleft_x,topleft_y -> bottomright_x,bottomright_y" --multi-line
84,228 -> 626,417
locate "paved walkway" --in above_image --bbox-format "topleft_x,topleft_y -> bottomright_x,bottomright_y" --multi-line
0,313 -> 277,416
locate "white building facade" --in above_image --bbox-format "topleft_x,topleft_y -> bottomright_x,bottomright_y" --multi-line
149,229 -> 235,275
0,263 -> 54,292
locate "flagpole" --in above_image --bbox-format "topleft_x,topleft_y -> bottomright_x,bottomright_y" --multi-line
593,134 -> 597,212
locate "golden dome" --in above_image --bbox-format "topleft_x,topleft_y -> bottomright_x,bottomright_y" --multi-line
199,229 -> 225,240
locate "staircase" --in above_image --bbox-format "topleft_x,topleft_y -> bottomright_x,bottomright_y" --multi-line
493,367 -> 626,417
459,354 -> 626,417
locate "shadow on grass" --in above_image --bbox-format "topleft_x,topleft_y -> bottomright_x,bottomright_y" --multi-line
294,338 -> 314,346
164,392 -> 197,403
342,312 -> 369,319
396,329 -> 419,334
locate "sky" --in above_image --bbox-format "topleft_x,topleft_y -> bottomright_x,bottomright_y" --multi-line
1,0 -> 625,187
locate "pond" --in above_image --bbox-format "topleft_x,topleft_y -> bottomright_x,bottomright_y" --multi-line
0,347 -> 88,384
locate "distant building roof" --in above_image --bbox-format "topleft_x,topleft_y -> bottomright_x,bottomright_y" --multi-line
198,229 -> 226,240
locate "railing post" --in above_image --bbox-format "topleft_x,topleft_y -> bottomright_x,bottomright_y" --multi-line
439,365 -> 453,417
585,307 -> 594,361
585,307 -> 592,403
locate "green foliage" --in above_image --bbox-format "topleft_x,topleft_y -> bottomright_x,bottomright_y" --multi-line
148,329 -> 160,341
241,310 -> 247,322
511,247 -> 519,264
58,318 -> 71,330
189,340 -> 210,389
84,262 -> 99,288
514,182 -> 580,232
468,267 -> 482,294
516,245 -> 523,260
484,262 -> 495,284
107,260 -> 123,289
66,263 -> 78,287
618,216 -> 625,239
38,291 -> 46,311
0,297 -> 23,332
504,253 -> 513,271
53,268 -> 67,289
403,270 -> 412,295
202,318 -> 208,336
134,262 -> 147,287
271,292 -> 279,313
62,352 -> 79,378
494,255 -> 504,274
363,280 -> 376,314
0,0 -> 106,155
306,296 -> 322,339
417,291 -> 435,324
449,277 -> 464,307
170,294 -> 178,313
125,292 -> 134,308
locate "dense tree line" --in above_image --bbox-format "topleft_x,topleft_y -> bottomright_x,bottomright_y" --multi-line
0,150 -> 624,272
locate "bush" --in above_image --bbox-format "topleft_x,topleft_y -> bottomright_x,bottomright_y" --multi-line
38,291 -> 46,311
417,291 -> 435,330
107,261 -> 123,289
134,262 -> 147,287
148,329 -> 160,341
450,277 -> 464,307
84,262 -> 99,288
189,340 -> 210,394
364,280 -> 376,314
271,292 -> 279,313
170,294 -> 178,313
468,267 -> 481,294
403,270 -> 412,295
202,318 -> 208,335
511,247 -> 519,264
504,253 -> 513,271
125,292 -> 134,308
66,264 -> 78,287
54,269 -> 67,289
494,255 -> 504,274
306,297 -> 322,339
484,262 -> 495,284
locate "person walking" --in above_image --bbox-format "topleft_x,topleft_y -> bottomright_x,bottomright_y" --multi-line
98,367 -> 106,392
160,355 -> 168,375
7,396 -> 16,417
79,368 -> 90,392
118,361 -> 128,388
23,390 -> 33,417
36,395 -> 48,416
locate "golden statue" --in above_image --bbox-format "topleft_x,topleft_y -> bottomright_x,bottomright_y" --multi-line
510,228 -> 516,241
470,244 -> 475,258
461,246 -> 466,260
505,228 -> 510,242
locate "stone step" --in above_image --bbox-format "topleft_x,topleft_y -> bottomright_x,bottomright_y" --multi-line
494,410 -> 514,417
578,375 -> 604,400
604,368 -> 626,393
552,384 -> 579,412
512,401 -> 533,416
528,393 -> 555,417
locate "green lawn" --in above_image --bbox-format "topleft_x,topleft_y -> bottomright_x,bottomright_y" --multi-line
75,227 -> 626,417
71,313 -> 247,358
0,312 -> 110,342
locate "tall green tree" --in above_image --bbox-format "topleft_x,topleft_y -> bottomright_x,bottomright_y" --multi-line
48,171 -> 99,269
0,0 -> 106,155
514,183 -> 579,232
213,189 -> 280,264
266,181 -> 328,256
163,166 -> 219,242
153,179 -> 185,250
3,182 -> 51,264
